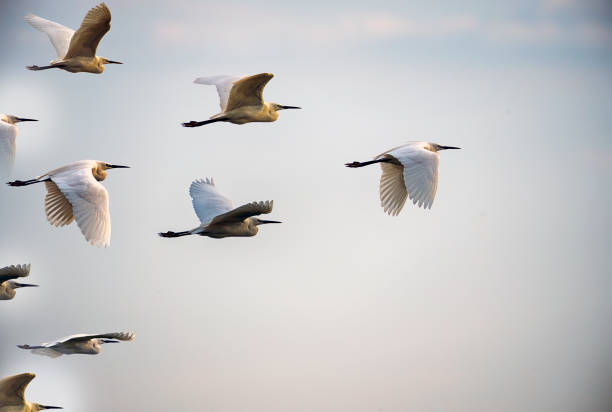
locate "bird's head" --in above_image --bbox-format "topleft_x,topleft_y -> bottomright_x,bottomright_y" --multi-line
8,280 -> 39,289
100,57 -> 123,66
1,114 -> 38,125
270,103 -> 301,113
32,403 -> 63,410
92,162 -> 130,182
429,143 -> 461,152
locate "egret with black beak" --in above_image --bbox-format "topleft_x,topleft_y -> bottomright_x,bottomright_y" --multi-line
182,73 -> 300,127
7,160 -> 130,247
0,264 -> 37,301
18,332 -> 135,358
0,114 -> 38,178
346,142 -> 460,215
0,373 -> 62,411
25,2 -> 122,73
159,178 -> 281,238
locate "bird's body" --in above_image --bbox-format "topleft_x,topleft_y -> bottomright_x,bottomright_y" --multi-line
0,373 -> 62,411
25,3 -> 122,74
159,178 -> 281,239
0,264 -> 37,301
7,160 -> 129,247
0,115 -> 38,178
182,73 -> 300,127
18,332 -> 135,358
346,142 -> 460,215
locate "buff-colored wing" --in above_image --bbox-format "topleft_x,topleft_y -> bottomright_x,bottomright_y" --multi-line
209,201 -> 273,225
45,181 -> 75,227
378,160 -> 408,216
0,264 -> 31,284
60,332 -> 135,343
190,178 -> 234,226
225,73 -> 273,111
25,14 -> 75,61
0,373 -> 35,405
64,2 -> 111,59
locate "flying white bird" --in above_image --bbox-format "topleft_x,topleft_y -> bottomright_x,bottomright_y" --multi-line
345,142 -> 460,215
0,264 -> 37,301
159,178 -> 281,238
25,2 -> 122,73
0,373 -> 62,411
0,114 -> 38,178
182,73 -> 300,127
18,332 -> 135,358
7,160 -> 129,247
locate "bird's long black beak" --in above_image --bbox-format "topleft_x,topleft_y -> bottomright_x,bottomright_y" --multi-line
280,105 -> 301,110
15,117 -> 38,123
41,406 -> 63,409
106,60 -> 123,64
101,339 -> 120,344
14,282 -> 38,288
438,145 -> 461,150
259,219 -> 282,224
108,164 -> 130,169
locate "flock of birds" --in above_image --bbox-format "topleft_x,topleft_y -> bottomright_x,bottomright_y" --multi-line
1,3 -> 460,410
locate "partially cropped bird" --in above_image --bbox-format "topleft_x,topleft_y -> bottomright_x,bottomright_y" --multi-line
345,142 -> 460,215
0,373 -> 62,411
18,332 -> 135,358
182,73 -> 300,127
159,178 -> 281,238
0,264 -> 37,301
7,160 -> 129,247
0,114 -> 38,178
25,2 -> 122,74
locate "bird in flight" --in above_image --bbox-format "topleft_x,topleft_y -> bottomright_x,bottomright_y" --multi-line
0,114 -> 38,178
346,142 -> 460,215
0,373 -> 62,411
25,2 -> 122,74
0,264 -> 37,301
159,178 -> 281,238
182,73 -> 300,127
18,332 -> 135,358
7,160 -> 129,247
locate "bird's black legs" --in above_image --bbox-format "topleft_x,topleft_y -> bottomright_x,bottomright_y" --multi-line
26,64 -> 62,71
6,178 -> 48,187
181,118 -> 227,127
345,158 -> 394,168
158,230 -> 191,238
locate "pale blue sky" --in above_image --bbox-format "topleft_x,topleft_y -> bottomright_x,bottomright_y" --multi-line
1,0 -> 611,411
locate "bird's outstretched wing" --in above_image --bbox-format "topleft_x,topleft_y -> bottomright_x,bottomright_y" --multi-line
60,332 -> 135,343
189,178 -> 234,226
210,201 -> 273,225
0,373 -> 35,405
377,144 -> 439,211
64,2 -> 111,59
50,164 -> 111,247
0,121 -> 17,179
194,75 -> 245,112
25,14 -> 75,60
225,73 -> 274,111
0,264 -> 31,284
45,181 -> 75,227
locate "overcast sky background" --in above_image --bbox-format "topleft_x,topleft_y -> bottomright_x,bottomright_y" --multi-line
1,0 -> 612,411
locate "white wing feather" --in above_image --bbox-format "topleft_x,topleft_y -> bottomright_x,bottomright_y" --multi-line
194,75 -> 245,112
0,121 -> 17,178
189,178 -> 234,226
50,164 -> 111,247
25,14 -> 75,61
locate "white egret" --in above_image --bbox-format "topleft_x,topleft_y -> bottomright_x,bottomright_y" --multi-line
0,114 -> 38,178
0,264 -> 37,301
7,160 -> 129,247
159,178 -> 281,238
182,73 -> 300,127
0,373 -> 62,411
345,142 -> 460,215
25,2 -> 122,74
18,332 -> 135,358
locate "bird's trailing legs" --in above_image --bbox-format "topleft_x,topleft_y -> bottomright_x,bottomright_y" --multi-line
182,118 -> 228,128
26,64 -> 64,71
158,230 -> 191,238
6,178 -> 50,187
345,158 -> 395,168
